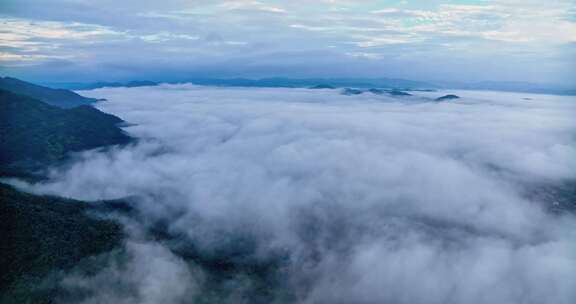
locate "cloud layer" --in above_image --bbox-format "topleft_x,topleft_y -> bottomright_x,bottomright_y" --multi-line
1,0 -> 575,84
16,85 -> 576,303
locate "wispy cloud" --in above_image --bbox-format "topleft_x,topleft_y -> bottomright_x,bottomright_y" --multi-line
1,0 -> 574,84
0,18 -> 126,64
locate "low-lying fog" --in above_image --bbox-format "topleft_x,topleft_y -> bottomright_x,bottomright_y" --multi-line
16,85 -> 576,303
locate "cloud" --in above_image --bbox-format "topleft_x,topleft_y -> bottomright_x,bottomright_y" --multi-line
1,0 -> 575,83
0,18 -> 127,65
218,1 -> 287,14
12,85 -> 576,303
59,241 -> 202,304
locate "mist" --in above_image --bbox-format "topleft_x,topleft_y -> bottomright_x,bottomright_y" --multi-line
13,85 -> 576,303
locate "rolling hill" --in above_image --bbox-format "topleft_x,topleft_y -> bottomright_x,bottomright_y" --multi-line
0,77 -> 98,108
0,88 -> 131,177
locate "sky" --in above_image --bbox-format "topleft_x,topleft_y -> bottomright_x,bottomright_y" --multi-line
11,85 -> 576,303
1,0 -> 575,84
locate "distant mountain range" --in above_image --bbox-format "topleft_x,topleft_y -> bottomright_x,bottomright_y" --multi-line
40,80 -> 159,91
434,80 -> 576,96
184,77 -> 435,89
42,77 -> 433,90
40,77 -> 576,95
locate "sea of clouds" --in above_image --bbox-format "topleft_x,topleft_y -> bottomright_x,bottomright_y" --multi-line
16,85 -> 576,303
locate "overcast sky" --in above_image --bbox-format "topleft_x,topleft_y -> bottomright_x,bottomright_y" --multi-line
1,0 -> 575,84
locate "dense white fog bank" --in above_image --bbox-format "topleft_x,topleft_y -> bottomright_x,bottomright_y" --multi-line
17,85 -> 576,303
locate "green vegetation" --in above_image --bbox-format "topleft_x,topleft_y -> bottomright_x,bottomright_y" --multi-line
0,77 -> 97,109
0,89 -> 131,177
0,183 -> 123,304
0,80 -> 132,302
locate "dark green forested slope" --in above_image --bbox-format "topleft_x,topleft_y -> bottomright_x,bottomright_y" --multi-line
0,183 -> 124,304
0,89 -> 131,177
0,77 -> 97,109
0,80 -> 132,303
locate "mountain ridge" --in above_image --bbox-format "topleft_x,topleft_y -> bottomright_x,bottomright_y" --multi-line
0,87 -> 132,178
0,77 -> 99,108
40,77 -> 576,95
